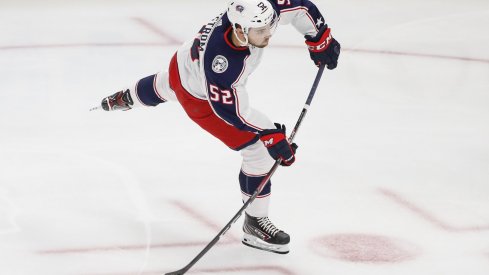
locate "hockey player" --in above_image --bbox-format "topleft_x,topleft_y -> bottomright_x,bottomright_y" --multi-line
99,0 -> 340,254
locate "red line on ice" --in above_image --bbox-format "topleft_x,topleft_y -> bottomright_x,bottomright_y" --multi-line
0,42 -> 169,50
345,47 -> 489,64
90,265 -> 296,275
1,42 -> 488,65
131,17 -> 182,44
169,200 -> 240,242
37,200 -> 238,255
193,266 -> 296,275
379,188 -> 489,232
38,241 -> 233,255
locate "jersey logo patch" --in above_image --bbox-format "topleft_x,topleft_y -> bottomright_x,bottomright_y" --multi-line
212,55 -> 229,73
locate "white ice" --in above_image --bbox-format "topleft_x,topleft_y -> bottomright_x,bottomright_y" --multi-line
1,0 -> 489,274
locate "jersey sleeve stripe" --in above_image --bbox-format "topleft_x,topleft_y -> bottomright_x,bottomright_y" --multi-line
280,6 -> 309,13
232,55 -> 264,132
280,6 -> 319,32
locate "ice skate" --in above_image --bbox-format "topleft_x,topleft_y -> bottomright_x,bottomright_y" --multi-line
242,213 -> 290,254
101,89 -> 134,111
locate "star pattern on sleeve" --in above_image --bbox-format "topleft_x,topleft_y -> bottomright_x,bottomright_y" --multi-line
316,17 -> 324,28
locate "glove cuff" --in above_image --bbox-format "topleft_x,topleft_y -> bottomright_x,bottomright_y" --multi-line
305,28 -> 332,52
259,132 -> 286,148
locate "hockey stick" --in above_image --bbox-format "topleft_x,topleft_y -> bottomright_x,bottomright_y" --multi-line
165,64 -> 326,275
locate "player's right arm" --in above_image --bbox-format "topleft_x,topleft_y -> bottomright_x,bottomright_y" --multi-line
270,0 -> 341,69
202,48 -> 296,165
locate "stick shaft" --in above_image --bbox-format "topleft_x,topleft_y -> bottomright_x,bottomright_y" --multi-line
165,65 -> 326,275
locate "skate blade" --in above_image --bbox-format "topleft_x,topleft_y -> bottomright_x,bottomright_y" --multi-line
242,233 -> 289,254
89,105 -> 102,112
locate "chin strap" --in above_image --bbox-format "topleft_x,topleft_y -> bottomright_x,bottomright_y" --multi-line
233,27 -> 249,46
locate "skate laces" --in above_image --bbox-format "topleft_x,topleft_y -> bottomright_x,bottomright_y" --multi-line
257,217 -> 281,237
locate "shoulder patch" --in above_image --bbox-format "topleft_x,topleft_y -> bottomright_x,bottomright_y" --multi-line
212,55 -> 229,73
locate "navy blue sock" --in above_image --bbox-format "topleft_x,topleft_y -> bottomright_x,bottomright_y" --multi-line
239,170 -> 271,197
135,74 -> 166,106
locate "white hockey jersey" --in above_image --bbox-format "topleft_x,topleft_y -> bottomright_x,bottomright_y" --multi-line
172,0 -> 326,133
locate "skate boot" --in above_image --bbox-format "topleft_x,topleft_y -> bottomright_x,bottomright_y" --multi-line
101,89 -> 134,111
242,213 -> 290,254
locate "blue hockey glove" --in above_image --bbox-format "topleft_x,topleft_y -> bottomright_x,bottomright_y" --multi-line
305,25 -> 341,69
259,123 -> 298,166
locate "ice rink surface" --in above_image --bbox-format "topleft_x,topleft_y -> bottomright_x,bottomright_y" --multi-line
1,0 -> 489,274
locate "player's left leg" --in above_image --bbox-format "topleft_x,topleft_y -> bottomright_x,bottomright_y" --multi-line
101,72 -> 176,111
166,54 -> 290,253
239,141 -> 290,254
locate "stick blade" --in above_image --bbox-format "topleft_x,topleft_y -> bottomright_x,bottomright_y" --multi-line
165,269 -> 187,275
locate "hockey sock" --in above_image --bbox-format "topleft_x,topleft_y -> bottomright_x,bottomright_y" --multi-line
239,170 -> 271,217
134,74 -> 167,107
